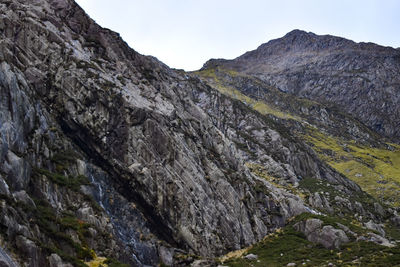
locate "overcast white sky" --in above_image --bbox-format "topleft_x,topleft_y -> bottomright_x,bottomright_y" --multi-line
75,0 -> 400,71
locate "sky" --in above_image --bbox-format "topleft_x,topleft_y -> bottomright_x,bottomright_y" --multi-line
75,0 -> 400,71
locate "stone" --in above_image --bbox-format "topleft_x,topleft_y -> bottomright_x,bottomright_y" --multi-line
0,176 -> 10,196
0,247 -> 18,267
244,254 -> 258,260
374,203 -> 385,217
203,30 -> 400,141
159,246 -> 173,266
48,254 -> 73,267
364,220 -> 385,236
287,263 -> 296,266
15,236 -> 40,266
318,226 -> 349,249
335,223 -> 349,233
12,191 -> 36,208
294,219 -> 349,249
391,215 -> 400,227
191,260 -> 215,267
367,233 -> 395,247
0,0 -> 395,266
294,218 -> 323,235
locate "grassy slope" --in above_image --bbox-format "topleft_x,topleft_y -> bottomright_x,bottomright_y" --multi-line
222,214 -> 400,267
195,67 -> 400,208
194,68 -> 299,120
305,127 -> 400,207
194,67 -> 400,266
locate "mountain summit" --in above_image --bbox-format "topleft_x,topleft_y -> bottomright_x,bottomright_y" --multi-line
203,30 -> 400,140
1,1 -> 400,266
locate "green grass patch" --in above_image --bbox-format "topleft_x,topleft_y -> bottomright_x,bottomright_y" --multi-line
34,168 -> 90,191
194,68 -> 299,121
51,150 -> 80,172
223,215 -> 400,267
104,258 -> 130,267
304,127 -> 400,207
27,199 -> 94,265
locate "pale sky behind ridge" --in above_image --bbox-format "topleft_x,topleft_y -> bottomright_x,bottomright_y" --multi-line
75,0 -> 400,71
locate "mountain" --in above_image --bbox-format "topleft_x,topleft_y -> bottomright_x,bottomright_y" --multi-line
202,29 -> 400,141
0,1 -> 399,267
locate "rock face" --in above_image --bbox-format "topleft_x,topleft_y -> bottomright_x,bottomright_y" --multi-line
0,1 -> 396,266
0,1 -> 360,266
203,29 -> 400,141
294,219 -> 349,249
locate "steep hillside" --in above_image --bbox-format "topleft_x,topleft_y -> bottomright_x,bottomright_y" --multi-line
202,29 -> 400,141
193,67 -> 400,208
0,1 -> 399,267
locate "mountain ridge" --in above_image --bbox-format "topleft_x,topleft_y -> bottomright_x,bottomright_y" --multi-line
1,1 -> 400,266
203,29 -> 400,70
201,29 -> 400,142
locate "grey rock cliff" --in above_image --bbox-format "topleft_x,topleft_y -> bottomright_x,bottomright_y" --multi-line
203,29 -> 400,141
0,1 -> 335,265
0,1 -> 395,266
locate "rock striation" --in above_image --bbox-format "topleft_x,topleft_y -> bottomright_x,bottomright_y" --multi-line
203,29 -> 400,141
0,1 -> 397,266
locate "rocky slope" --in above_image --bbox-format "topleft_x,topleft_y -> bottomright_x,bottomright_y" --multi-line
0,1 -> 399,266
203,29 -> 400,141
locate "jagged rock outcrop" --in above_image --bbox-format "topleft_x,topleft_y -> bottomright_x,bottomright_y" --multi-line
202,29 -> 400,141
294,219 -> 349,249
0,1 -> 396,266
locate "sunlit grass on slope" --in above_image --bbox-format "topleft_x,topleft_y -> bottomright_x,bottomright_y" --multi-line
194,68 -> 299,121
85,257 -> 129,267
221,213 -> 400,267
305,127 -> 400,207
246,162 -> 307,199
85,256 -> 107,267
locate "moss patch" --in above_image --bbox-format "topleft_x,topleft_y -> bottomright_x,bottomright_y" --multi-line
246,163 -> 305,198
104,258 -> 130,267
222,213 -> 400,267
33,168 -> 90,191
304,127 -> 400,207
85,255 -> 107,267
194,68 -> 298,120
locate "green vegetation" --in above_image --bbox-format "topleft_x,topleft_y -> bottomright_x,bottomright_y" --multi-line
85,256 -> 129,267
34,168 -> 90,191
104,258 -> 130,267
304,127 -> 400,207
51,150 -> 79,171
29,198 -> 94,266
25,150 -> 110,266
299,176 -> 380,218
299,177 -> 346,198
195,68 -> 299,120
246,163 -> 305,198
222,213 -> 400,267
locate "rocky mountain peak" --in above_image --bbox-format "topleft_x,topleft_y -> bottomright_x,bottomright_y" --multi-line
201,30 -> 400,141
1,1 -> 400,266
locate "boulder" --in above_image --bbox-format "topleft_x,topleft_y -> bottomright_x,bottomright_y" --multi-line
48,254 -> 73,267
12,191 -> 36,208
294,219 -> 349,249
0,176 -> 10,196
244,253 -> 258,260
364,220 -> 385,236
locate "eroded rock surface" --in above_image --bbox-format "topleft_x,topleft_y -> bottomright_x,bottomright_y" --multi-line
203,30 -> 400,141
0,1 -> 396,266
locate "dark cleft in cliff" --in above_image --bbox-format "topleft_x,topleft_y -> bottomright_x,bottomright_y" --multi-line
1,1 -> 399,267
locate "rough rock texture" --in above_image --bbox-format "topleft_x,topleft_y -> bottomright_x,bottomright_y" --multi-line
294,219 -> 349,249
0,1 -> 396,266
0,0 -> 360,265
202,30 -> 400,141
